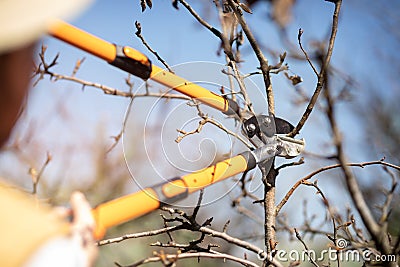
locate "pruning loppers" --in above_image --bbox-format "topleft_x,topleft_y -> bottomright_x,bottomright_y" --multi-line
48,20 -> 305,239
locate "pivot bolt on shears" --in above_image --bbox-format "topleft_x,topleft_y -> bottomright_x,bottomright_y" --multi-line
242,114 -> 304,159
47,20 -> 305,239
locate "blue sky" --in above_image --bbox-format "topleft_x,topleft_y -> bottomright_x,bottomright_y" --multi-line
4,0 -> 376,201
1,1 -> 398,253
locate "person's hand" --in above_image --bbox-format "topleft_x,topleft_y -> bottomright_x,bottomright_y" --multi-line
70,191 -> 98,267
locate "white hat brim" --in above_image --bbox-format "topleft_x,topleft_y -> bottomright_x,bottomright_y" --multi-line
0,0 -> 93,53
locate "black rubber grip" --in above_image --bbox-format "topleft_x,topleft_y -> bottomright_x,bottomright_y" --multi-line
150,177 -> 189,207
239,151 -> 257,171
223,98 -> 240,116
110,45 -> 152,80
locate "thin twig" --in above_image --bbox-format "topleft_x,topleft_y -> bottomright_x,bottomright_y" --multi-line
71,57 -> 86,77
288,0 -> 342,137
276,157 -> 305,172
297,29 -> 318,76
232,171 -> 263,206
97,226 -> 180,246
179,0 -> 254,113
121,251 -> 261,267
227,0 -> 274,115
31,152 -> 52,194
217,4 -> 239,101
228,61 -> 255,113
220,63 -> 255,113
234,203 -> 264,225
294,228 -> 320,267
100,203 -> 282,266
242,71 -> 262,79
393,230 -> 400,255
36,67 -> 190,100
276,160 -> 400,216
179,0 -> 222,39
199,225 -> 263,254
301,180 -> 340,267
150,239 -> 216,251
222,220 -> 230,233
379,166 -> 398,225
175,119 -> 207,143
34,49 -> 190,100
179,0 -> 235,60
192,189 -> 204,219
106,75 -> 135,153
134,21 -> 173,72
226,3 -> 277,261
176,101 -> 254,149
321,15 -> 396,263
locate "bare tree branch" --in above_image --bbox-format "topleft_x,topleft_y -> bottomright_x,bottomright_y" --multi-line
178,0 -> 254,113
178,0 -> 234,61
30,151 -> 52,194
121,251 -> 261,267
34,47 -> 190,100
227,0 -> 274,115
288,0 -> 342,137
106,75 -> 136,153
276,160 -> 400,216
276,157 -> 305,172
297,29 -> 318,76
176,100 -> 254,149
134,21 -> 173,72
294,228 -> 320,267
97,226 -> 180,246
322,19 -> 397,263
379,166 -> 398,225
